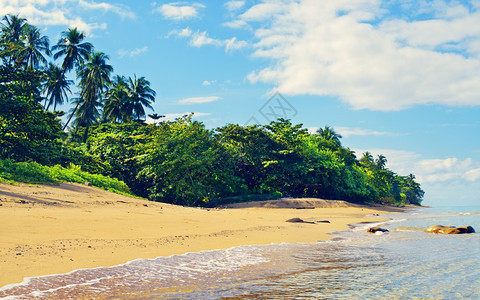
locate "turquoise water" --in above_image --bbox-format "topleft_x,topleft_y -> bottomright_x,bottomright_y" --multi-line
1,206 -> 479,299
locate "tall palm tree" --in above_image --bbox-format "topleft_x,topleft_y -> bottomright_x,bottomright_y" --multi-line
1,14 -> 26,41
104,75 -> 128,122
73,51 -> 113,141
360,151 -> 374,167
52,27 -> 92,74
125,74 -> 156,121
43,63 -> 73,111
16,24 -> 50,70
375,154 -> 387,170
316,125 -> 342,146
0,14 -> 28,66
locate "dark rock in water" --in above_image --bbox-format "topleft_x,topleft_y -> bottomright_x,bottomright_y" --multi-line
286,218 -> 315,224
425,225 -> 475,234
367,227 -> 389,234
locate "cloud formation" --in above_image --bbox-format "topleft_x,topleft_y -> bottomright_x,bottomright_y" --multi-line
355,148 -> 480,185
118,46 -> 148,57
169,27 -> 248,52
156,2 -> 205,20
225,1 -> 245,12
178,96 -> 221,105
415,157 -> 480,183
236,0 -> 480,111
0,0 -> 133,34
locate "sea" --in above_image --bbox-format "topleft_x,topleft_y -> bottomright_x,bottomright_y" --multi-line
1,205 -> 479,299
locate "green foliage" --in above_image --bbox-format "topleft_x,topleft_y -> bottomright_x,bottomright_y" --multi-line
0,159 -> 131,195
74,117 -> 424,207
136,116 -> 243,206
0,65 -> 67,165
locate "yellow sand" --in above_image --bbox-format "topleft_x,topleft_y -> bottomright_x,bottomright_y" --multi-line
0,183 -> 399,287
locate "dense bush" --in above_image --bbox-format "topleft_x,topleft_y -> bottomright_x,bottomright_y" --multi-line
0,159 -> 131,195
76,117 -> 424,206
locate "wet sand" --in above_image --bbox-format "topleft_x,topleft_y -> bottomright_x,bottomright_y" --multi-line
0,182 -> 400,287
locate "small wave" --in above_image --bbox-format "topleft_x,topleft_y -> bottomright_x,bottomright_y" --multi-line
394,226 -> 425,232
0,245 -> 273,299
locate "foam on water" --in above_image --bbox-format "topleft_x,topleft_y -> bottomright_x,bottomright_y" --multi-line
0,245 -> 277,298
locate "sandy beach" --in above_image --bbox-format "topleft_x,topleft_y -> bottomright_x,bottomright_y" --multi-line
0,182 -> 402,287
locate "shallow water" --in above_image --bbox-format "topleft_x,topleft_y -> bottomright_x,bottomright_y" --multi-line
1,206 -> 479,299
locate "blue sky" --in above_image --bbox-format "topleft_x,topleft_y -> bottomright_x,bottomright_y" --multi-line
3,0 -> 480,206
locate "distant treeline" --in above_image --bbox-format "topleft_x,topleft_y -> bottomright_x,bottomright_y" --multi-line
0,14 -> 424,207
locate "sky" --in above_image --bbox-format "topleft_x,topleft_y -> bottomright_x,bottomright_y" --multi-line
2,0 -> 480,206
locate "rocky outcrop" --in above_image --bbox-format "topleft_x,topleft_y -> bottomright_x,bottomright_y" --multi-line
425,225 -> 475,234
286,217 -> 315,224
367,227 -> 389,234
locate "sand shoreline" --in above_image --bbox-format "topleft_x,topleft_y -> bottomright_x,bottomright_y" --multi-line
0,182 -> 409,287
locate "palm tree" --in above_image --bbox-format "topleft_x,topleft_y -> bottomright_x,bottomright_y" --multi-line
360,151 -> 374,167
72,51 -> 113,141
1,14 -> 26,41
43,63 -> 73,111
316,125 -> 342,146
16,24 -> 50,70
125,74 -> 156,121
52,28 -> 93,74
0,14 -> 28,66
104,75 -> 128,122
104,74 -> 156,122
375,154 -> 387,170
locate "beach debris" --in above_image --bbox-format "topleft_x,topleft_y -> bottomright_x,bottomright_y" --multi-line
286,217 -> 315,224
84,182 -> 92,186
425,225 -> 475,234
367,227 -> 389,234
316,220 -> 331,223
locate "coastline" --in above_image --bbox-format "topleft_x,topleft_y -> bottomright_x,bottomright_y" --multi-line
0,182 -> 407,287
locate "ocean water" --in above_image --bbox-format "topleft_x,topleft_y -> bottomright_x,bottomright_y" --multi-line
1,205 -> 479,299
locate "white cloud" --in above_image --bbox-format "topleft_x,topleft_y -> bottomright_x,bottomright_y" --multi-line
118,46 -> 148,57
169,28 -> 248,52
78,0 -> 135,19
239,1 -> 286,21
240,0 -> 480,111
465,168 -> 480,182
307,126 -> 390,137
178,96 -> 221,105
225,1 -> 245,11
156,2 -> 205,20
225,37 -> 248,52
335,127 -> 389,138
414,157 -> 480,183
190,31 -> 222,47
178,27 -> 193,37
0,0 -> 132,34
202,80 -> 216,86
223,19 -> 248,29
